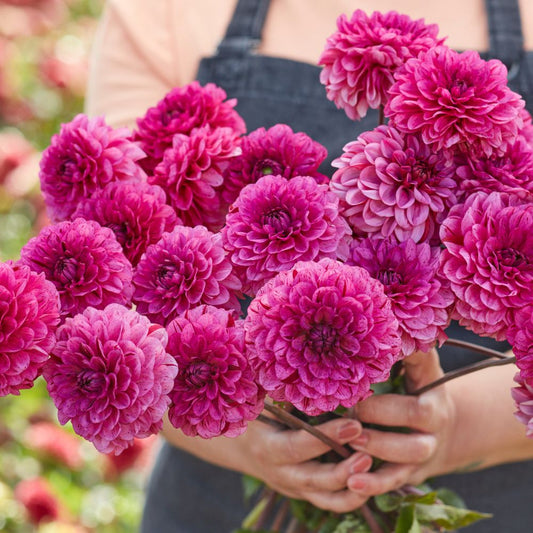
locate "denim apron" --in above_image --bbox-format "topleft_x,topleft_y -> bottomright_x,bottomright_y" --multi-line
141,1 -> 533,531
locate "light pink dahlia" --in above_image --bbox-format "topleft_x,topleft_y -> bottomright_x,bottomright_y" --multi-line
511,372 -> 533,438
134,81 -> 246,174
385,47 -> 525,158
73,180 -> 179,266
331,125 -> 459,243
150,125 -> 240,231
440,192 -> 533,340
319,10 -> 444,121
166,305 -> 264,438
43,304 -> 178,454
222,174 -> 351,296
19,218 -> 133,319
347,237 -> 454,357
133,225 -> 242,326
245,259 -> 401,416
221,124 -> 328,207
0,262 -> 59,396
39,114 -> 146,222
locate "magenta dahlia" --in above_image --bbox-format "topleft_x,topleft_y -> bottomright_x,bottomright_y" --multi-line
347,237 -> 454,357
319,10 -> 444,121
134,81 -> 246,173
19,218 -> 133,318
221,124 -> 328,206
385,47 -> 525,158
39,114 -> 146,222
133,225 -> 241,326
150,125 -> 240,231
244,259 -> 401,416
222,174 -> 351,295
440,192 -> 533,340
330,125 -> 459,243
511,372 -> 533,438
519,109 -> 533,147
43,304 -> 178,454
73,180 -> 179,266
507,305 -> 533,379
166,305 -> 264,438
0,262 -> 60,396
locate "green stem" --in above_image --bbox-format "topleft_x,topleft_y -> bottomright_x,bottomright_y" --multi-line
444,337 -> 507,359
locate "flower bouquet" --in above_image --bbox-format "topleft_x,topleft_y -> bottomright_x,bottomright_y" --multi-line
2,7 -> 533,533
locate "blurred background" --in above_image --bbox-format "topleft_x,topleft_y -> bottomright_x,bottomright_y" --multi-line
0,1 -> 157,531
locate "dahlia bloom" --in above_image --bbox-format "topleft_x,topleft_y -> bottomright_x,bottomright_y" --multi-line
319,10 -> 444,121
167,305 -> 264,438
440,192 -> 533,340
331,125 -> 459,243
19,218 -> 133,318
511,373 -> 533,438
73,180 -> 179,266
519,109 -> 533,147
507,305 -> 533,379
347,237 -> 454,357
386,47 -> 525,158
133,225 -> 241,326
245,259 -> 401,416
43,304 -> 178,454
14,478 -> 60,526
222,174 -> 351,295
221,124 -> 328,206
134,81 -> 246,173
0,262 -> 60,396
150,125 -> 240,231
39,114 -> 146,222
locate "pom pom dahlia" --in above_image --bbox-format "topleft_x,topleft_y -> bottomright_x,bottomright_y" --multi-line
133,225 -> 241,326
440,192 -> 533,340
319,10 -> 444,121
0,262 -> 60,396
385,47 -> 525,158
330,125 -> 459,243
39,114 -> 146,222
166,305 -> 264,438
19,218 -> 133,318
245,259 -> 401,416
43,304 -> 178,454
222,174 -> 351,295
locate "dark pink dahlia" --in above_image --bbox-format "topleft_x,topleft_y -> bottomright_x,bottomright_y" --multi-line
330,125 -> 459,243
385,47 -> 525,158
319,10 -> 444,121
222,174 -> 351,296
519,109 -> 533,147
19,218 -> 134,318
0,262 -> 59,396
134,81 -> 246,173
150,125 -> 240,231
221,124 -> 328,207
73,180 -> 179,266
43,304 -> 178,454
440,192 -> 533,340
507,305 -> 533,379
167,305 -> 264,438
245,259 -> 401,416
39,114 -> 146,222
133,225 -> 241,326
347,237 -> 454,357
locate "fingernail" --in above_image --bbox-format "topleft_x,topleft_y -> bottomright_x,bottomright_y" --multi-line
348,476 -> 367,491
351,432 -> 368,448
337,421 -> 361,440
349,454 -> 371,474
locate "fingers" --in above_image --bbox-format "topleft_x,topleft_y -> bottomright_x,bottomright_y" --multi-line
402,348 -> 443,392
347,462 -> 417,495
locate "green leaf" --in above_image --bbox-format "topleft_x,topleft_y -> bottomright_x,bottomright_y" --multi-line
435,487 -> 467,508
374,492 -> 402,512
395,505 -> 422,533
241,474 -> 263,501
414,502 -> 492,530
332,513 -> 372,532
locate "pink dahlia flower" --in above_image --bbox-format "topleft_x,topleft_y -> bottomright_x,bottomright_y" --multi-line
73,180 -> 179,266
222,174 -> 351,295
507,306 -> 533,379
167,305 -> 264,438
0,262 -> 60,396
14,478 -> 60,526
39,114 -> 146,222
245,259 -> 401,416
150,125 -> 240,231
319,10 -> 444,121
519,109 -> 533,147
221,124 -> 328,206
331,125 -> 459,243
512,372 -> 533,438
347,237 -> 454,357
134,81 -> 246,173
440,192 -> 533,340
133,225 -> 241,326
43,304 -> 178,454
386,47 -> 525,158
19,218 -> 134,319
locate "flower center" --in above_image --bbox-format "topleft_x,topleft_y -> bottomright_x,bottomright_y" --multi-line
53,257 -> 78,284
156,264 -> 175,288
106,222 -> 129,247
261,207 -> 292,234
308,323 -> 337,354
58,158 -> 80,182
185,361 -> 215,388
377,269 -> 403,286
77,369 -> 105,394
253,158 -> 283,179
493,248 -> 528,269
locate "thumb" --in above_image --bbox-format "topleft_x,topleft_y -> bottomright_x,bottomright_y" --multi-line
402,348 -> 444,393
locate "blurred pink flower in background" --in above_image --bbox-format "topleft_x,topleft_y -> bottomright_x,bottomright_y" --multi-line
14,477 -> 61,525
